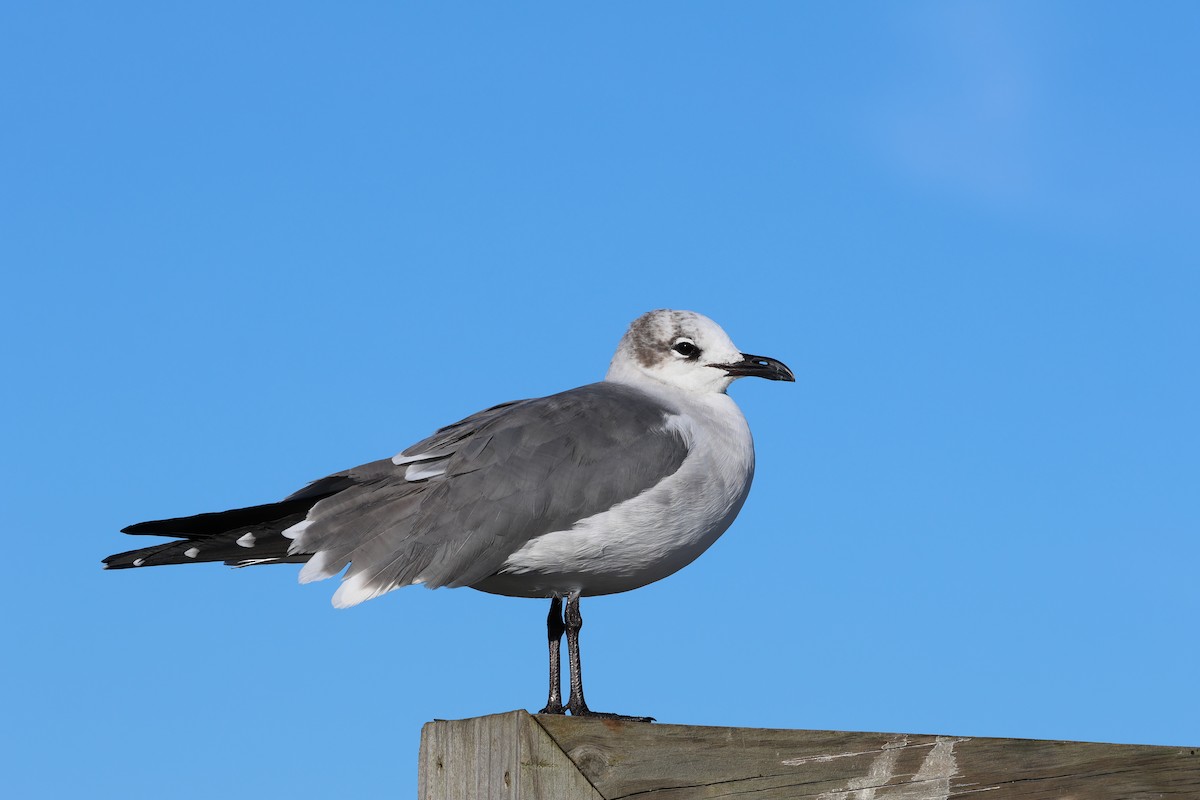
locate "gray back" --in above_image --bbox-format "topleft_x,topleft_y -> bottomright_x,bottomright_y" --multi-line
293,382 -> 691,595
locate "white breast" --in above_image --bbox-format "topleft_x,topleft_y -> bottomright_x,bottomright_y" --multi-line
476,391 -> 755,598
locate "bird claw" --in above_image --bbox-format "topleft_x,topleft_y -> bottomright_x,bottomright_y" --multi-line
566,702 -> 654,723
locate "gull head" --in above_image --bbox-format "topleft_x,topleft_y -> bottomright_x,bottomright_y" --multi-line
606,309 -> 795,394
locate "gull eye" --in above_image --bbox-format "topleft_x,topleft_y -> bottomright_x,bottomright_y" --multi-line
672,340 -> 700,359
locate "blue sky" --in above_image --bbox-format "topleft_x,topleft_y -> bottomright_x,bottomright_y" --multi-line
3,3 -> 1197,797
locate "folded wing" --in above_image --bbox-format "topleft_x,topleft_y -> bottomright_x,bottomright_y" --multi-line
107,382 -> 690,608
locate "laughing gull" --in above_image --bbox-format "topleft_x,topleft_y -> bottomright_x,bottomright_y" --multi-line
105,309 -> 794,718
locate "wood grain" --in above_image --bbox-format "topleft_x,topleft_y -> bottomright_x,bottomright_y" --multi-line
419,711 -> 601,799
419,710 -> 1199,799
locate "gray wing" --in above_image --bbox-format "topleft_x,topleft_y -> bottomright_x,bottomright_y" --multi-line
287,382 -> 690,606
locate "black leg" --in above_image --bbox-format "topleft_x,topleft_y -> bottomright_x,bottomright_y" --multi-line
563,594 -> 590,715
564,595 -> 654,722
537,597 -> 566,715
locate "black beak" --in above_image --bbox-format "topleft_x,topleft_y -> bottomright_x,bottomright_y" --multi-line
717,353 -> 795,382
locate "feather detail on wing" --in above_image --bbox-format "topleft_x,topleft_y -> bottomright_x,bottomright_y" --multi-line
286,383 -> 690,606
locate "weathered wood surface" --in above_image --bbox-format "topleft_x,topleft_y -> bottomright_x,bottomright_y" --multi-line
419,711 -> 601,800
419,710 -> 1199,799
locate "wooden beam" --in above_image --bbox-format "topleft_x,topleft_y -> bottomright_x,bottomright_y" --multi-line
419,710 -> 1199,799
419,711 -> 601,800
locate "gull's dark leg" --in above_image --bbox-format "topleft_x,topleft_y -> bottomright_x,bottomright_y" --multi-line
537,597 -> 566,715
563,595 -> 591,715
564,595 -> 654,722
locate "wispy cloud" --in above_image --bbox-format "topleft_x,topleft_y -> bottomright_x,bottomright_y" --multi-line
874,4 -> 1038,207
867,5 -> 1199,243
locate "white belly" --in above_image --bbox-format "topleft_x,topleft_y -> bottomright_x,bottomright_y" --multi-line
474,393 -> 755,598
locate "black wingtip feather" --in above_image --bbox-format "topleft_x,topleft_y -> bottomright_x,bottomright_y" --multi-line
107,472 -> 362,571
120,496 -> 332,537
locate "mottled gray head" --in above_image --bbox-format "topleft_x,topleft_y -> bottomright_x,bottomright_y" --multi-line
606,309 -> 794,394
